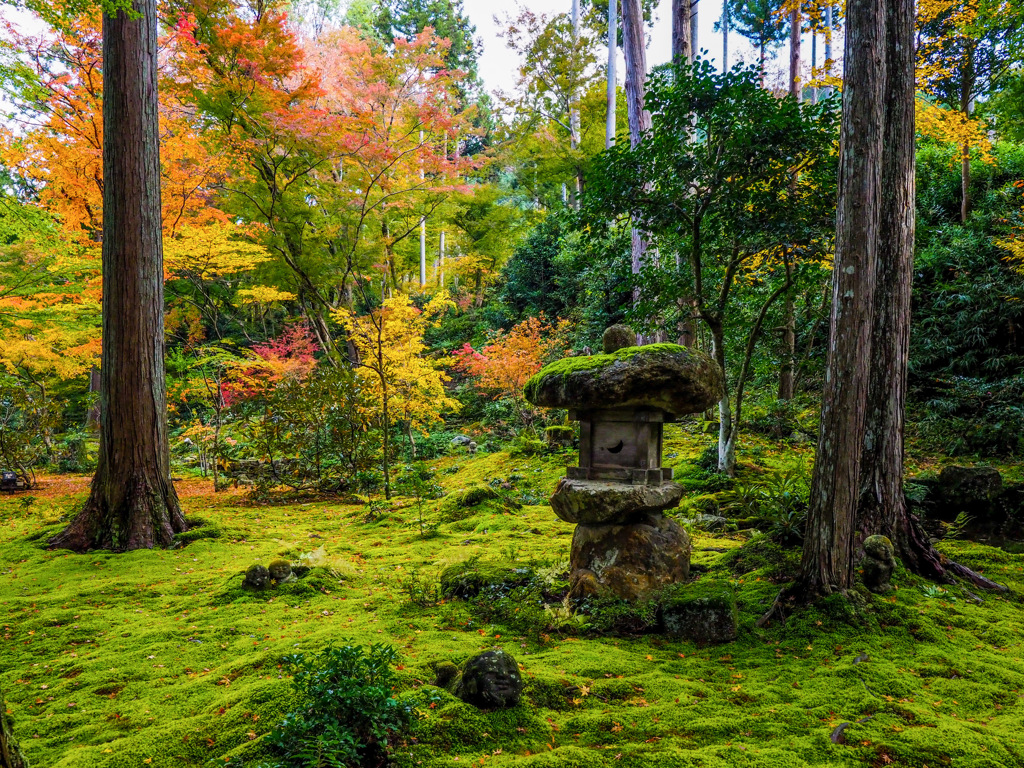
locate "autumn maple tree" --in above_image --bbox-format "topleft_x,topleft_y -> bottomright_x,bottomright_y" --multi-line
337,293 -> 460,497
453,316 -> 565,428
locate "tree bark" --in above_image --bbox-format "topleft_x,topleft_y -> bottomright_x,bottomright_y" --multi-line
721,0 -> 729,69
1,684 -> 28,768
606,0 -> 617,149
857,0 -> 914,548
672,0 -> 693,64
50,0 -> 185,552
856,0 -> 1006,593
789,1 -> 801,99
798,0 -> 886,597
622,0 -> 652,314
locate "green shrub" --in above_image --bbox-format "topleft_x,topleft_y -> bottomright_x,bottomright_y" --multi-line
260,643 -> 415,768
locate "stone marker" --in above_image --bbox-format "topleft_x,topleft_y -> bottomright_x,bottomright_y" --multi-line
524,331 -> 724,602
244,564 -> 270,589
435,650 -> 523,709
861,535 -> 896,593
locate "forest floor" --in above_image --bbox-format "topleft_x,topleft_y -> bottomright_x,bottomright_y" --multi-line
2,425 -> 1023,768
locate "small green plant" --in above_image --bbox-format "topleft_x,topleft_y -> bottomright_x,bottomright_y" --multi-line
922,584 -> 956,602
261,643 -> 414,768
17,496 -> 36,512
722,469 -> 809,545
397,568 -> 444,607
945,511 -> 972,540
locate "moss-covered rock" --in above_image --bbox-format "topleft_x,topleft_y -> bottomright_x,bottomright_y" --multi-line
456,650 -> 523,709
243,563 -> 270,589
439,561 -> 536,599
550,478 -> 683,524
523,344 -> 724,415
437,484 -> 504,522
659,579 -> 738,644
569,512 -> 691,601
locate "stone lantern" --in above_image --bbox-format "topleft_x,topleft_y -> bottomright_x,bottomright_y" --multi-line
524,325 -> 724,601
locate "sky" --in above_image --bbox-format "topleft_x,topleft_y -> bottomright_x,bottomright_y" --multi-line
463,0 -> 837,98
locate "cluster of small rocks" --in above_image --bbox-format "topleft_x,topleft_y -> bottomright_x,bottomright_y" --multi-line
243,559 -> 309,589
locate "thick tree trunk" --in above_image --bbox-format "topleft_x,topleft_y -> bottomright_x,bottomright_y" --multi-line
857,0 -> 914,547
672,0 -> 692,63
1,685 -> 28,768
857,0 -> 1006,593
622,0 -> 652,314
798,0 -> 886,597
50,0 -> 185,552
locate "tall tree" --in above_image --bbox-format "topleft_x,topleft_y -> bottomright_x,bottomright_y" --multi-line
621,0 -> 651,320
777,0 -> 801,401
917,0 -> 1024,223
51,0 -> 186,551
726,0 -> 789,84
797,0 -> 885,597
372,0 -> 480,80
672,0 -> 693,63
858,0 -> 1006,593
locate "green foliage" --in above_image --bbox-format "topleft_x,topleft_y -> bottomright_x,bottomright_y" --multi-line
0,373 -> 60,488
261,643 -> 415,768
723,469 -> 809,544
911,143 -> 1024,455
230,365 -> 383,494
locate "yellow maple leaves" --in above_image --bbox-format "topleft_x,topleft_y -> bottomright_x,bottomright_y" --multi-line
335,293 -> 461,434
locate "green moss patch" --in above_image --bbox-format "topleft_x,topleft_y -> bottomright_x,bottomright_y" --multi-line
524,344 -> 689,403
2,431 -> 1024,768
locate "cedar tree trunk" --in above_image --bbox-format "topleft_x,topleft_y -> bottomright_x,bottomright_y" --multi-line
50,0 -> 185,552
798,0 -> 886,597
858,0 -> 1005,592
672,0 -> 692,63
622,0 -> 652,315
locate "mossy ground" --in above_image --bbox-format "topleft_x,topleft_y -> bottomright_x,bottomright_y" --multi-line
2,424 -> 1023,768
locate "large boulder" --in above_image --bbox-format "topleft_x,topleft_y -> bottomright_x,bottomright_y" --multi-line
938,465 -> 1003,514
549,477 -> 683,524
568,513 -> 691,601
524,344 -> 724,416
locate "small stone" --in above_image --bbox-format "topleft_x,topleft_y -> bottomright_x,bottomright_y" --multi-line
451,435 -> 472,447
456,650 -> 522,709
602,324 -> 637,353
661,581 -> 738,644
243,564 -> 270,589
569,513 -> 691,601
550,478 -> 683,524
861,535 -> 896,593
467,441 -> 478,455
268,559 -> 292,583
433,661 -> 461,694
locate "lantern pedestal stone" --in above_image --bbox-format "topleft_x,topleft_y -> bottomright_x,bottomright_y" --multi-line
524,329 -> 725,601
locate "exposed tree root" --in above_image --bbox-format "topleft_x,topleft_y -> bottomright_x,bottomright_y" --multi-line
49,472 -> 186,553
